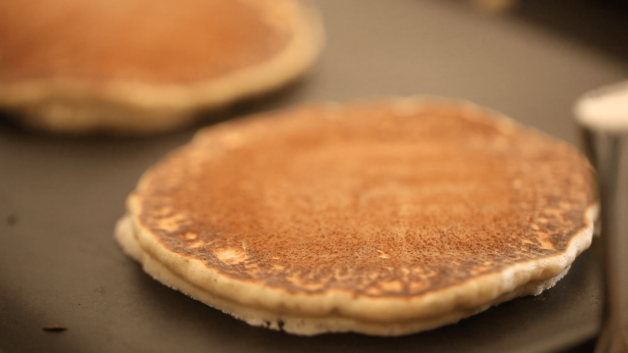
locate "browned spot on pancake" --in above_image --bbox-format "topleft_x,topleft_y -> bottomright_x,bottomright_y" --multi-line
137,100 -> 595,297
0,0 -> 290,84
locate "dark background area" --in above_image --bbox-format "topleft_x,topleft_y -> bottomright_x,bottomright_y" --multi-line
515,0 -> 628,62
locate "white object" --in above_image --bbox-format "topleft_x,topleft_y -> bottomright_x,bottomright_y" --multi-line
575,80 -> 628,132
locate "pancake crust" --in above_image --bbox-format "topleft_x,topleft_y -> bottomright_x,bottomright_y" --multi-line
117,97 -> 597,335
0,0 -> 323,134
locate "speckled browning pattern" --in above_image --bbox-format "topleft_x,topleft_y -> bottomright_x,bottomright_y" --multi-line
0,0 -> 290,84
136,99 -> 595,298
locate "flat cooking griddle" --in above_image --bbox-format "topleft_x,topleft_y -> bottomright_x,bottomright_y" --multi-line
1,1 -> 627,352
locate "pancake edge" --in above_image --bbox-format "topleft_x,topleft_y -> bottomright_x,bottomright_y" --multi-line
116,213 -> 579,336
0,0 -> 324,134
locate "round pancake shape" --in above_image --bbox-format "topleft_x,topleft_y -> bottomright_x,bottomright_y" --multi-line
116,97 -> 597,336
0,0 -> 323,134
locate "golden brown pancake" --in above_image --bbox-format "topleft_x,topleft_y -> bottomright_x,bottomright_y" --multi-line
116,97 -> 597,335
0,0 -> 323,134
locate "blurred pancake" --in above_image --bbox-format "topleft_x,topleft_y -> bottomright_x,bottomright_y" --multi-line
116,97 -> 597,335
0,0 -> 323,134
